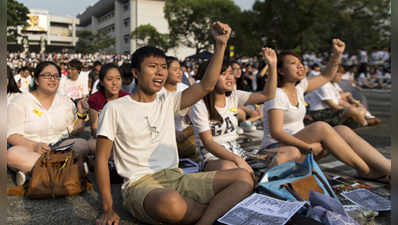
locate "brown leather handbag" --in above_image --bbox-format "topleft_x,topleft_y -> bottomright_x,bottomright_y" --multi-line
282,170 -> 335,203
24,149 -> 91,199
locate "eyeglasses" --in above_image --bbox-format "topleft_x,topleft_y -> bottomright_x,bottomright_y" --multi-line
39,72 -> 61,80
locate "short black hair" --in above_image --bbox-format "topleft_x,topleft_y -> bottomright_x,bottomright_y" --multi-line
93,60 -> 102,67
69,59 -> 82,71
130,46 -> 166,71
166,56 -> 179,68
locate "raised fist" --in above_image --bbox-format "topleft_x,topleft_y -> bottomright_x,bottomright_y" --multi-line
332,38 -> 345,55
211,21 -> 231,45
262,47 -> 277,67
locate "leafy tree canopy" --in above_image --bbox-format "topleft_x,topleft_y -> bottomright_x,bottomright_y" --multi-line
75,30 -> 115,54
131,24 -> 174,52
7,0 -> 29,42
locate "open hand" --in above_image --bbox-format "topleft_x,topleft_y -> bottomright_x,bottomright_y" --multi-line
332,39 -> 345,55
234,157 -> 254,175
262,47 -> 277,67
211,21 -> 231,45
96,210 -> 120,225
34,142 -> 51,154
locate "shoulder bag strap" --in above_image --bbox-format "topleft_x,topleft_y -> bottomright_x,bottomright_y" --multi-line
312,170 -> 334,197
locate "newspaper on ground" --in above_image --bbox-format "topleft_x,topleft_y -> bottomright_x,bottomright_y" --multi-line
218,193 -> 305,225
341,188 -> 391,211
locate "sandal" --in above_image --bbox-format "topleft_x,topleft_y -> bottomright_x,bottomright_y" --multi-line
355,175 -> 390,185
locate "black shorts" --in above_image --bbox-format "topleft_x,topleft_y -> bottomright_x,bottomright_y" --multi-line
308,108 -> 346,126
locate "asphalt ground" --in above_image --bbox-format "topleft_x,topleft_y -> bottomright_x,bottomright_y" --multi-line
7,88 -> 392,225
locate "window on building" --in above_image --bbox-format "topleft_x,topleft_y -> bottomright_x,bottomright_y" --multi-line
123,2 -> 129,11
123,18 -> 130,27
99,10 -> 115,23
124,34 -> 130,43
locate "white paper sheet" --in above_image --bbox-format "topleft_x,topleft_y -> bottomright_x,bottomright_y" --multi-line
341,188 -> 391,211
218,193 -> 305,225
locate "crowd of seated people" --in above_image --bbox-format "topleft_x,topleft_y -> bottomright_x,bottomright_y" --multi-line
6,21 -> 390,225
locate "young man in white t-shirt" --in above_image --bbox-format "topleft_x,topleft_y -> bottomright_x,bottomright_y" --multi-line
57,59 -> 89,100
95,22 -> 254,225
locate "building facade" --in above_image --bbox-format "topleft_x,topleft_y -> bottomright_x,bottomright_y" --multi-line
77,0 -> 195,59
8,9 -> 79,53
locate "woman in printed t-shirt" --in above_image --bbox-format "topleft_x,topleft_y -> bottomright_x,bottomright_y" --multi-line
7,61 -> 92,185
262,39 -> 390,183
190,48 -> 301,173
57,59 -> 89,101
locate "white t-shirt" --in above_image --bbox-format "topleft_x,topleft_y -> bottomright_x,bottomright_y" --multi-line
97,92 -> 187,189
357,73 -> 368,86
262,78 -> 308,147
7,93 -> 76,144
190,90 -> 251,157
305,82 -> 340,111
7,93 -> 21,105
308,70 -> 320,78
359,51 -> 368,63
158,83 -> 190,131
58,72 -> 89,100
13,74 -> 33,93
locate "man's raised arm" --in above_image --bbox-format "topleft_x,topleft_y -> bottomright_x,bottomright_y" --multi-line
179,21 -> 231,109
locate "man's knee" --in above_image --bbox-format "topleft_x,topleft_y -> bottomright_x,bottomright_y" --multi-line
219,160 -> 238,170
232,168 -> 255,190
144,189 -> 186,223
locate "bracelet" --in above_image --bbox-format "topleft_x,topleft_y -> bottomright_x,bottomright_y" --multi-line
77,112 -> 88,120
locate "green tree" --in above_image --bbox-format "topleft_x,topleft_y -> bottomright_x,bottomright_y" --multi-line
75,30 -> 115,53
164,0 -> 241,54
7,0 -> 29,42
246,0 -> 390,55
130,24 -> 173,52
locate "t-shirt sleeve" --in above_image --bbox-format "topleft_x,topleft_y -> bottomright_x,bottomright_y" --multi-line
314,83 -> 334,101
82,74 -> 89,96
96,102 -> 118,141
88,93 -> 102,111
297,77 -> 309,93
7,100 -> 25,138
263,89 -> 289,112
57,77 -> 66,96
67,98 -> 77,132
236,90 -> 251,106
169,91 -> 189,117
189,100 -> 210,134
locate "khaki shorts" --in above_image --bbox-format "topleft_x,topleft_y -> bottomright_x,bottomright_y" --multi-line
122,168 -> 216,225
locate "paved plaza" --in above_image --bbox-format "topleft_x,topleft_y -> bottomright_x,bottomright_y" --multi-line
7,89 -> 391,225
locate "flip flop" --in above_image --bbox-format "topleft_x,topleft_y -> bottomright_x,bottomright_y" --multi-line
355,175 -> 390,185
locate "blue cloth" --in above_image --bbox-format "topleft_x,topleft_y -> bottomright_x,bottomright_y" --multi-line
181,74 -> 191,86
307,192 -> 360,225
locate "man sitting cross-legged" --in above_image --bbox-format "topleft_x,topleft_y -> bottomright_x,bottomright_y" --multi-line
95,21 -> 254,225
